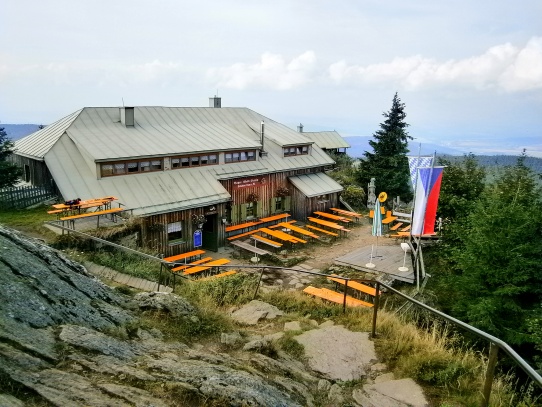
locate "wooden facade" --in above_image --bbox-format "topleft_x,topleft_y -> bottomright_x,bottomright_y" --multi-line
10,155 -> 59,196
142,165 -> 341,257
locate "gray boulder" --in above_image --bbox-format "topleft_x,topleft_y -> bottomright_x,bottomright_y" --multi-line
231,300 -> 284,325
134,291 -> 195,318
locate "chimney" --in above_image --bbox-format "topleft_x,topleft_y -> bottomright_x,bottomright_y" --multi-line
259,120 -> 268,157
209,96 -> 221,108
120,107 -> 135,127
297,123 -> 303,133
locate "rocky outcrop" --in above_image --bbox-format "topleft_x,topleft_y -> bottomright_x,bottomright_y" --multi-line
0,226 -> 307,406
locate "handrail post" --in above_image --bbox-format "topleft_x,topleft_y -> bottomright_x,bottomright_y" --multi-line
343,279 -> 348,313
482,342 -> 499,407
372,281 -> 380,338
253,267 -> 265,299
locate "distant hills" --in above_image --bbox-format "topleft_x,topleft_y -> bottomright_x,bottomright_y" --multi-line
1,124 -> 40,140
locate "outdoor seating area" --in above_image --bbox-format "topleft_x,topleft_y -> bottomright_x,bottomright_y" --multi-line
303,285 -> 373,308
162,249 -> 236,286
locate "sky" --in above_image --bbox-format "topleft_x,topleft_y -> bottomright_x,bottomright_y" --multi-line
2,0 -> 542,157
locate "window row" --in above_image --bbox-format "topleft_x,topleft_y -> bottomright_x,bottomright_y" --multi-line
225,150 -> 256,163
101,159 -> 163,177
283,145 -> 309,156
171,154 -> 218,168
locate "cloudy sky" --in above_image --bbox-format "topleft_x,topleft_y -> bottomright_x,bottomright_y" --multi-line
2,0 -> 542,156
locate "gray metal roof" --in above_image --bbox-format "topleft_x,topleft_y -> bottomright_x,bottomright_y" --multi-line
14,109 -> 82,160
27,105 -> 336,216
301,131 -> 350,149
288,172 -> 343,197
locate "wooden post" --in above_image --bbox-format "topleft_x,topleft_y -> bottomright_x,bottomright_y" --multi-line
343,280 -> 348,313
372,282 -> 381,338
253,267 -> 264,299
482,342 -> 499,407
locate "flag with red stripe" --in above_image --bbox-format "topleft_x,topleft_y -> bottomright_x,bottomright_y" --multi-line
412,167 -> 444,235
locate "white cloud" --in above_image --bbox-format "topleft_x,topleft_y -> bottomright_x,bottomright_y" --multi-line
328,37 -> 542,92
207,51 -> 317,90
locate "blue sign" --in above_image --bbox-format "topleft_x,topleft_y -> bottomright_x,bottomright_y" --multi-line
193,230 -> 202,248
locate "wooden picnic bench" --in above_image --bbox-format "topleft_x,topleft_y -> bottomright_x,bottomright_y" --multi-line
314,211 -> 351,223
327,275 -> 381,297
268,220 -> 296,229
59,207 -> 126,229
251,234 -> 283,248
307,218 -> 349,236
330,208 -> 363,220
226,229 -> 260,241
306,225 -> 339,237
277,222 -> 319,240
171,257 -> 213,272
164,249 -> 205,263
230,240 -> 272,258
259,213 -> 291,225
183,258 -> 230,276
303,286 -> 373,308
389,222 -> 404,231
225,221 -> 262,233
259,227 -> 306,244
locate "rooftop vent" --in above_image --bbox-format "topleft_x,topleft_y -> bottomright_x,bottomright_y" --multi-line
209,96 -> 221,108
297,123 -> 303,133
120,107 -> 134,127
259,121 -> 268,157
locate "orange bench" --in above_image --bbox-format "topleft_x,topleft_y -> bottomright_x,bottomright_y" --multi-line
59,207 -> 124,221
251,234 -> 283,248
306,225 -> 339,237
389,222 -> 404,231
171,257 -> 213,273
226,229 -> 260,241
164,249 -> 205,263
327,275 -> 380,297
303,286 -> 373,308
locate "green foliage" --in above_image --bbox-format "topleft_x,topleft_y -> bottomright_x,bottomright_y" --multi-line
433,157 -> 542,347
341,185 -> 366,210
356,93 -> 413,202
437,153 -> 486,222
0,127 -> 23,189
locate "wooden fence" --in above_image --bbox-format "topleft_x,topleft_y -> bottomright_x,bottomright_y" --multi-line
0,185 -> 57,210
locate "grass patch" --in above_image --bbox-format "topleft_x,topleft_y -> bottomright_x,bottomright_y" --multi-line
277,332 -> 305,360
0,205 -> 57,240
260,289 -> 344,320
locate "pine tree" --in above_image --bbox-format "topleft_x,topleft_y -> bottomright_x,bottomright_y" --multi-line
356,93 -> 413,202
0,127 -> 23,189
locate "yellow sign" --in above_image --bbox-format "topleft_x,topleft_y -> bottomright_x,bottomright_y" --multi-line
378,192 -> 387,202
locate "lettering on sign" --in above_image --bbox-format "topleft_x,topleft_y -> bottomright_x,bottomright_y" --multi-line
232,176 -> 268,190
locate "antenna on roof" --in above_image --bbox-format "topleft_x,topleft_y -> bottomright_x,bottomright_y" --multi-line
122,97 -> 125,107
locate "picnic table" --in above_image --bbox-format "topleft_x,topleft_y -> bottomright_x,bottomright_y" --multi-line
251,234 -> 283,248
313,211 -> 351,224
225,221 -> 262,233
183,258 -> 231,276
277,222 -> 319,240
164,250 -> 205,264
307,217 -> 349,237
330,208 -> 363,221
259,227 -> 306,244
231,240 -> 272,258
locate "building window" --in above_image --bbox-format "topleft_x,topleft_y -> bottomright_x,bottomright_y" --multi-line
283,145 -> 310,157
246,202 -> 256,218
225,150 -> 257,163
100,158 -> 163,177
170,153 -> 219,169
275,197 -> 283,212
167,221 -> 184,244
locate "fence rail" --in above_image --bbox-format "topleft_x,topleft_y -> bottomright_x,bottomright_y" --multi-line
0,185 -> 57,209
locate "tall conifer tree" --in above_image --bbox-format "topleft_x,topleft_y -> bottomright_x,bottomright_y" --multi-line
0,127 -> 23,188
357,93 -> 413,202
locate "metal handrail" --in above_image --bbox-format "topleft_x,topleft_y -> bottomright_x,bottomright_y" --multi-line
41,225 -> 540,407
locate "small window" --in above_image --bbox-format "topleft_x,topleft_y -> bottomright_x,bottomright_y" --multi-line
114,163 -> 126,175
275,197 -> 283,211
225,153 -> 233,163
200,155 -> 209,165
283,145 -> 309,157
232,152 -> 240,162
181,157 -> 190,167
171,158 -> 181,168
209,154 -> 218,164
247,151 -> 255,161
167,221 -> 184,244
246,202 -> 255,218
101,164 -> 114,177
240,152 -> 248,161
151,160 -> 162,170
140,161 -> 150,171
127,162 -> 139,173
191,156 -> 200,166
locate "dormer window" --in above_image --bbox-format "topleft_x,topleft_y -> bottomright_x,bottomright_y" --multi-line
225,150 -> 256,163
283,145 -> 310,157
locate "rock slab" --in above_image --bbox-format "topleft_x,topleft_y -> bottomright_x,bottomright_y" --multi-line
230,300 -> 284,325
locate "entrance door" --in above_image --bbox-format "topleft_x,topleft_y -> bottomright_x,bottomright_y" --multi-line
201,214 -> 218,252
